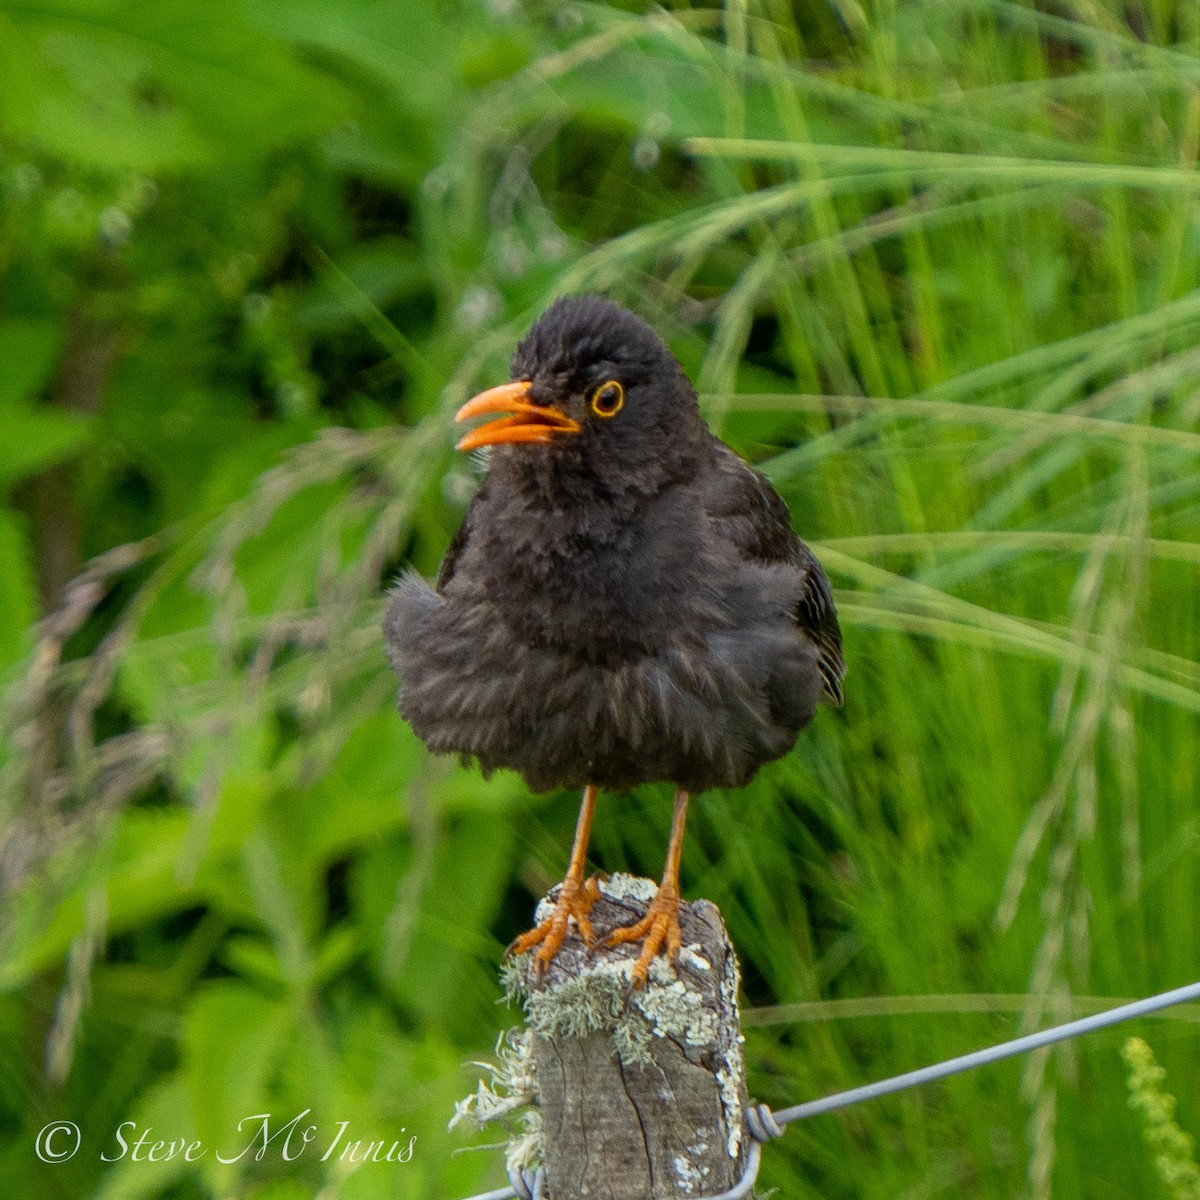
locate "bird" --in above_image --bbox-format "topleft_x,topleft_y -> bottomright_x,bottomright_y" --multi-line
384,295 -> 844,984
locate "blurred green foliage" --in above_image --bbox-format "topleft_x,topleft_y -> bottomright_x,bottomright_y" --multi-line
2,0 -> 1200,1198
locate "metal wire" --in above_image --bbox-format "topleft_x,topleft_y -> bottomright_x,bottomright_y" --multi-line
463,1143 -> 760,1200
455,979 -> 1200,1200
704,1140 -> 761,1200
507,1164 -> 539,1200
772,978 -> 1200,1126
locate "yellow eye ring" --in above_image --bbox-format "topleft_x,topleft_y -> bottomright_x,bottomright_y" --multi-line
590,380 -> 624,418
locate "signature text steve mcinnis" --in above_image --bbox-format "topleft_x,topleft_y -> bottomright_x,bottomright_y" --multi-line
35,1110 -> 416,1166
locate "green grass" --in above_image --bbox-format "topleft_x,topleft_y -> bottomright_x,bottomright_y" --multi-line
2,1 -> 1200,1198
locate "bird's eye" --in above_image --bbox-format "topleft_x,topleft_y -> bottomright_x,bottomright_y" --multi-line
590,380 -> 624,418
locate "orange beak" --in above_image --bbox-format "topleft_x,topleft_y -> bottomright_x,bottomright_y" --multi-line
454,381 -> 581,452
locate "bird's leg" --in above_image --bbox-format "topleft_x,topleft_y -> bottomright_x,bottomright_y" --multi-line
507,784 -> 601,970
607,788 -> 689,986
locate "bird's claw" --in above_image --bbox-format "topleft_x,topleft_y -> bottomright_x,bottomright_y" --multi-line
506,873 -> 602,972
606,884 -> 682,987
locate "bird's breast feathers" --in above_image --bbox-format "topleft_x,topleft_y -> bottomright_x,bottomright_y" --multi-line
384,486 -> 827,791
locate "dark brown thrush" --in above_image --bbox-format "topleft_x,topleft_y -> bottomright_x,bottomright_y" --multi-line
384,296 -> 844,982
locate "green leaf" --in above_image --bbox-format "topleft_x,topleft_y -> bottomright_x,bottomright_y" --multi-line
0,510 -> 36,669
0,0 -> 349,169
0,406 -> 92,486
0,809 -> 195,990
302,713 -> 418,864
92,1077 -> 201,1200
0,318 -> 92,485
356,810 -> 515,1040
183,982 -> 291,1183
0,318 -> 61,404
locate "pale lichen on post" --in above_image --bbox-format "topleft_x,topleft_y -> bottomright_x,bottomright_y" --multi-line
449,1026 -> 543,1181
454,873 -> 751,1199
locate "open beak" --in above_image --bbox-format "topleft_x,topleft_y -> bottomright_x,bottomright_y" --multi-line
454,381 -> 580,451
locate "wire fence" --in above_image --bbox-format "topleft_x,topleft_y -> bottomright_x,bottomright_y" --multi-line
457,979 -> 1200,1200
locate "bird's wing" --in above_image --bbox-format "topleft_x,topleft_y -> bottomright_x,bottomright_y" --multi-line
704,445 -> 846,706
793,538 -> 846,706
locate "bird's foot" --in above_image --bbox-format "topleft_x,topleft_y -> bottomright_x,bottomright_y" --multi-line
606,883 -> 682,987
506,872 -> 601,972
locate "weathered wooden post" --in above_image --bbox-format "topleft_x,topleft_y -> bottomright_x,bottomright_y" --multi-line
456,873 -> 751,1199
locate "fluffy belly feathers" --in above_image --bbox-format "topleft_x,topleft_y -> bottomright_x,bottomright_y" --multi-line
385,570 -> 821,793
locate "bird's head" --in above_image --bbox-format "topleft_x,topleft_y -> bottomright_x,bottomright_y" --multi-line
455,296 -> 710,495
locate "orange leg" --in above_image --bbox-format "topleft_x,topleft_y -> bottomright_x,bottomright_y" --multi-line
607,788 -> 689,986
508,784 -> 600,971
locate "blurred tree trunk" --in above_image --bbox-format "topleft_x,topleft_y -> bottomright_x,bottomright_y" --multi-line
28,296 -> 122,613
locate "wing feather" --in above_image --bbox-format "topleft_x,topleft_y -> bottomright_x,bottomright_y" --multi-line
705,445 -> 845,706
